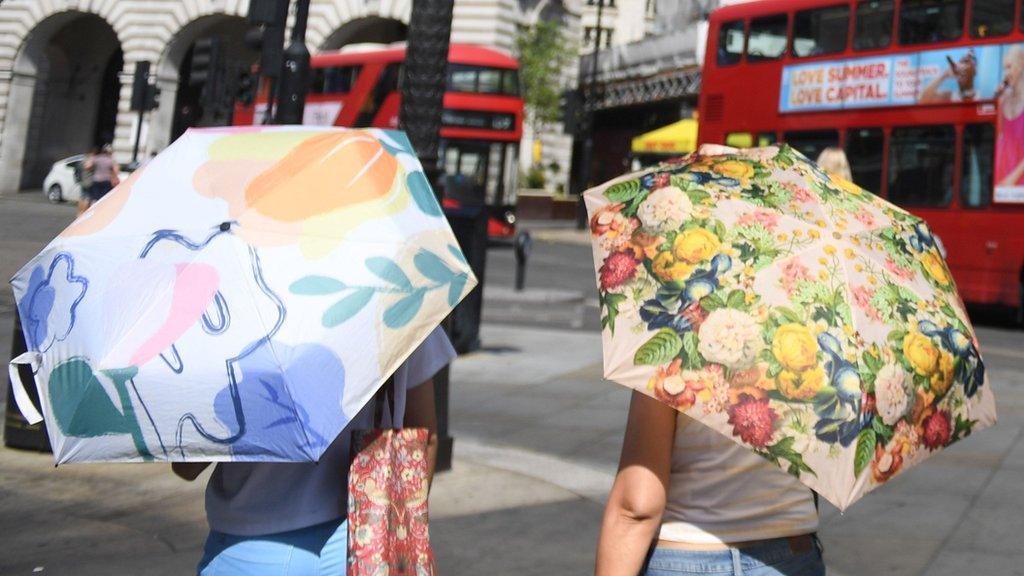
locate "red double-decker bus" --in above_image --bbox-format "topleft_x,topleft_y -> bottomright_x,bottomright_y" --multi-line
699,0 -> 1024,313
235,43 -> 524,238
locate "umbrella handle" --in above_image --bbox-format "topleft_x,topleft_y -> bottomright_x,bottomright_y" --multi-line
8,352 -> 43,425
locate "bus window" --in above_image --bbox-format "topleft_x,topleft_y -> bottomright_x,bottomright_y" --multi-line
747,14 -> 788,61
448,64 -> 520,95
783,130 -> 839,163
899,0 -> 964,45
718,20 -> 744,65
311,66 -> 361,94
478,68 -> 503,94
888,125 -> 955,206
355,63 -> 400,127
793,5 -> 850,57
502,69 -> 520,96
854,1 -> 894,50
961,123 -> 994,208
846,127 -> 884,194
450,65 -> 477,92
971,0 -> 1013,38
726,132 -> 754,147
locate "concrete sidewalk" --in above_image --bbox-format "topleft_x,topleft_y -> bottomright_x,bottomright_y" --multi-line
2,322 -> 1023,575
442,324 -> 1024,575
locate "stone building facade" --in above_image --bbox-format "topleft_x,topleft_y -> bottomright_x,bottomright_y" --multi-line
0,0 -> 547,193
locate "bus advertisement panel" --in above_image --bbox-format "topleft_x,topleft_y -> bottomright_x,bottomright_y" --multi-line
779,45 -> 1004,112
780,43 -> 1024,205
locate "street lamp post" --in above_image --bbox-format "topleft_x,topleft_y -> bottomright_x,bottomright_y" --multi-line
399,0 -> 457,472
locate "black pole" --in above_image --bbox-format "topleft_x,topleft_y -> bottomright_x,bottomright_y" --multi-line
275,0 -> 311,124
399,0 -> 456,472
575,0 -> 605,229
263,77 -> 276,124
129,61 -> 152,162
132,108 -> 144,163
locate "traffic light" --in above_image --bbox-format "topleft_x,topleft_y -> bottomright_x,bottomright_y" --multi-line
144,84 -> 161,111
190,37 -> 223,88
129,61 -> 161,112
246,0 -> 288,78
130,61 -> 151,112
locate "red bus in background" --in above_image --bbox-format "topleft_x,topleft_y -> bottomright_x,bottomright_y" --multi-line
699,0 -> 1024,314
235,43 -> 524,238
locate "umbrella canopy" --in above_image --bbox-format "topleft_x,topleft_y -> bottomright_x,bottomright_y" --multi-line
9,126 -> 476,464
584,144 -> 996,510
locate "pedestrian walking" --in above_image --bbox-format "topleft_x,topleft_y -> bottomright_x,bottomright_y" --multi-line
594,390 -> 823,576
76,146 -> 97,215
587,140 -> 993,575
591,145 -> 832,576
173,326 -> 455,576
79,143 -> 120,215
816,146 -> 852,181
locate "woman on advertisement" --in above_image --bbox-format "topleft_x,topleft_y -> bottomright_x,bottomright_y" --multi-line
996,46 -> 1024,195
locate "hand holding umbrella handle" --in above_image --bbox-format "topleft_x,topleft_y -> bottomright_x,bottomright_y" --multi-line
8,352 -> 43,425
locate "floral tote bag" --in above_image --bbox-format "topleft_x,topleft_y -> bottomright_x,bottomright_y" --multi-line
348,378 -> 435,575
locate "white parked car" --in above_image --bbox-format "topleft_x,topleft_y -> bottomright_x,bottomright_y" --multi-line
41,154 -> 135,203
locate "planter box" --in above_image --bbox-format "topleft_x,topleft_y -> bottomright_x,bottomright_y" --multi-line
516,190 -> 579,220
516,190 -> 553,220
551,196 -> 579,220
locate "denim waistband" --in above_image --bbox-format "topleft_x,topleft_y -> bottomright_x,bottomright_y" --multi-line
644,534 -> 820,574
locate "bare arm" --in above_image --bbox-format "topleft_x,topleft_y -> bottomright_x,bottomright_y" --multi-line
595,391 -> 678,576
404,378 -> 439,484
919,71 -> 953,104
172,462 -> 210,481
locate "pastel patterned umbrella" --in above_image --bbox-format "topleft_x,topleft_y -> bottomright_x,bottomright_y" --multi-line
584,144 -> 996,510
8,126 -> 476,464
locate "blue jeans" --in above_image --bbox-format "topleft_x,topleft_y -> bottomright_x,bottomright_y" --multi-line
641,535 -> 825,576
197,519 -> 347,576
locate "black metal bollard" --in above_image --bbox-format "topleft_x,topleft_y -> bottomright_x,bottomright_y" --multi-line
514,230 -> 532,291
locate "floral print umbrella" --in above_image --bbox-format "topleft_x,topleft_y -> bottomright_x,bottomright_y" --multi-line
584,144 -> 996,510
9,126 -> 475,464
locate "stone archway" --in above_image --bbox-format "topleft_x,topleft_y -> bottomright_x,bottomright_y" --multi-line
149,15 -> 258,153
0,11 -> 122,191
319,17 -> 409,51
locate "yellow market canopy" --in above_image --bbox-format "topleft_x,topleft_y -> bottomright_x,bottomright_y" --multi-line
630,119 -> 698,155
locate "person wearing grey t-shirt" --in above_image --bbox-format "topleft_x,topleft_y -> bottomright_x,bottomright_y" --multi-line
173,327 -> 455,575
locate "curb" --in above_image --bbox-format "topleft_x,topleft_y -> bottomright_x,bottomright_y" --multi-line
454,437 -> 614,503
483,286 -> 585,304
525,228 -> 592,246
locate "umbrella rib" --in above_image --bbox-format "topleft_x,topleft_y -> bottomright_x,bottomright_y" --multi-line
228,239 -> 317,461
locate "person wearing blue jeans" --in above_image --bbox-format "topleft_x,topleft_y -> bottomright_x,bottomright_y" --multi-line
594,392 -> 826,576
173,327 -> 456,575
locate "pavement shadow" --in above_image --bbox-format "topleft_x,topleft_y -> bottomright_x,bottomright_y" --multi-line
431,498 -> 603,575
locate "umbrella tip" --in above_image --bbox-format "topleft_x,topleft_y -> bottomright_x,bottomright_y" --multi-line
219,221 -> 232,232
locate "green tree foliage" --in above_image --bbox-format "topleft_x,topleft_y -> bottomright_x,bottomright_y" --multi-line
515,20 -> 577,134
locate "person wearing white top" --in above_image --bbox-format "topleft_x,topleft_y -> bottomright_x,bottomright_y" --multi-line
594,392 -> 824,576
172,326 -> 456,575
